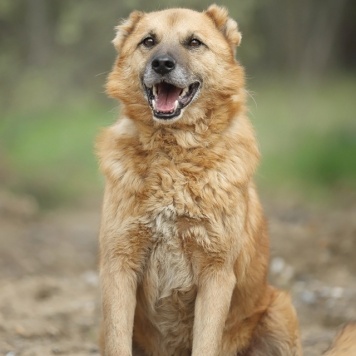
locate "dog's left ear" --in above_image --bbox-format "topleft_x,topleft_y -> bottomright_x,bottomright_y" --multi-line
204,5 -> 241,53
112,11 -> 144,51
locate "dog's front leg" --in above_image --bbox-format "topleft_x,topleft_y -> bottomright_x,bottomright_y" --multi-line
100,216 -> 150,356
98,178 -> 151,356
101,259 -> 138,356
192,269 -> 236,356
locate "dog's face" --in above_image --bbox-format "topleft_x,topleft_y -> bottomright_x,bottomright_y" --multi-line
107,5 -> 244,125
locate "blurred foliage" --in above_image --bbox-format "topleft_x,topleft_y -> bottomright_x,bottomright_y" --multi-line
250,75 -> 356,201
0,103 -> 114,207
0,0 -> 355,207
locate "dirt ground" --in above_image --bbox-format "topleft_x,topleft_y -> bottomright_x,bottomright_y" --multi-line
0,191 -> 355,356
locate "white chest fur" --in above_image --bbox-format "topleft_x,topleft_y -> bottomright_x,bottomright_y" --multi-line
145,206 -> 194,302
139,205 -> 196,345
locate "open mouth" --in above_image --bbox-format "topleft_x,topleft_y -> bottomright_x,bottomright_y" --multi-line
144,81 -> 200,120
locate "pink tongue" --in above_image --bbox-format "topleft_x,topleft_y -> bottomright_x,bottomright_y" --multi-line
155,83 -> 181,112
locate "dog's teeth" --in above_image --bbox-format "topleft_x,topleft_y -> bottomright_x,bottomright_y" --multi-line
153,85 -> 158,97
174,101 -> 178,111
180,87 -> 189,98
152,99 -> 156,110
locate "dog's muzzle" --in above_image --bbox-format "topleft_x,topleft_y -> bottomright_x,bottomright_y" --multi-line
143,54 -> 201,121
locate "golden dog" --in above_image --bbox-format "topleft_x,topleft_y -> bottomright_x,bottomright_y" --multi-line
97,5 -> 355,356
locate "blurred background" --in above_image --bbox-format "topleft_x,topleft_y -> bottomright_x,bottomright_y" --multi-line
1,0 -> 355,208
0,1 -> 355,355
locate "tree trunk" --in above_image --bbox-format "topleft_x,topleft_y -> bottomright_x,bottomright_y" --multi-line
26,0 -> 51,66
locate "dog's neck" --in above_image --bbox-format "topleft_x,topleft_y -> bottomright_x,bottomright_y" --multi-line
135,118 -> 210,152
131,100 -> 246,153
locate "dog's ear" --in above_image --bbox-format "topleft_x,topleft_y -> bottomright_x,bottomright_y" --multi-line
205,5 -> 241,52
112,11 -> 144,51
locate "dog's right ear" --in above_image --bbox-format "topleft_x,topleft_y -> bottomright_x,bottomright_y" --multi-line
112,11 -> 144,51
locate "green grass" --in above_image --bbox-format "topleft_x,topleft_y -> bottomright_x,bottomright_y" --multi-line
0,101 -> 115,207
1,75 -> 355,208
249,75 -> 356,201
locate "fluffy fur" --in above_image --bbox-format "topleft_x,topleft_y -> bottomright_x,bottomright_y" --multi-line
97,5 -> 312,356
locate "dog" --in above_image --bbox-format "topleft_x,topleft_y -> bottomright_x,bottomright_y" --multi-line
96,5 -> 354,356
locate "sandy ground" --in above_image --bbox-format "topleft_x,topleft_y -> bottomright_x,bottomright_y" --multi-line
0,191 -> 355,356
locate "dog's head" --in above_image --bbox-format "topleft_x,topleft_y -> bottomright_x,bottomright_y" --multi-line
107,5 -> 244,125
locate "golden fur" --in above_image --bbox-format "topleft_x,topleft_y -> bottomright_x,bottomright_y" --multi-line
96,5 -> 352,356
323,323 -> 356,356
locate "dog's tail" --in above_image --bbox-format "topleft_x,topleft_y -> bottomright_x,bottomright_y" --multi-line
323,322 -> 356,356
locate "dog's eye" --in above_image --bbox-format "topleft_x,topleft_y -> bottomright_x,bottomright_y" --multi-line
188,38 -> 202,48
142,37 -> 155,48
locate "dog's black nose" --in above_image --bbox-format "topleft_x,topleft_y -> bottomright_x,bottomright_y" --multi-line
151,55 -> 176,75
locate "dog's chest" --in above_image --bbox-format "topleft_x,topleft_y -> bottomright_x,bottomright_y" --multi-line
140,161 -> 206,300
140,205 -> 196,345
144,205 -> 195,300
133,156 -> 208,298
